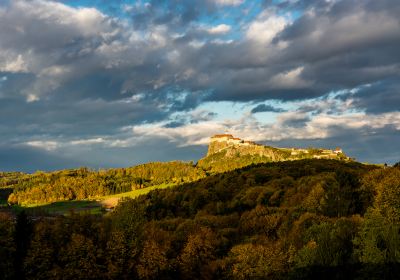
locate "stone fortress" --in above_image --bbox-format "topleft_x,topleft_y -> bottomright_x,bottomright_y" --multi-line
208,134 -> 349,160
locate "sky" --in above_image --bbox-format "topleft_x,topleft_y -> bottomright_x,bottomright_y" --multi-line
0,0 -> 399,172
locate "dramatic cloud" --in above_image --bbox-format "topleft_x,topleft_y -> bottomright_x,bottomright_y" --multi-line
251,104 -> 286,114
0,0 -> 399,171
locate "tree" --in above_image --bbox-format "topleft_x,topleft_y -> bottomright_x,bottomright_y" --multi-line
24,222 -> 56,280
321,170 -> 361,217
60,234 -> 102,279
14,211 -> 32,279
355,168 -> 400,264
179,227 -> 218,280
0,213 -> 15,280
137,240 -> 169,280
106,230 -> 136,279
229,242 -> 286,280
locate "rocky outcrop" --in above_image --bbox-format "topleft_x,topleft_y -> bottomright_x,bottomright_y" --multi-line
206,134 -> 350,161
198,134 -> 352,174
206,134 -> 287,160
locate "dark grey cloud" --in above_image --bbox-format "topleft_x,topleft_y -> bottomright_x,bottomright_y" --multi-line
348,80 -> 400,114
2,0 -> 398,105
281,116 -> 310,129
0,145 -> 85,172
0,140 -> 207,173
164,121 -> 186,128
270,126 -> 400,165
163,110 -> 217,128
0,96 -> 167,138
0,0 -> 399,171
251,104 -> 286,114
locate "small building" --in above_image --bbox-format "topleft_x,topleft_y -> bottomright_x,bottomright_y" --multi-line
242,140 -> 254,146
228,137 -> 243,145
334,147 -> 343,154
210,134 -> 234,142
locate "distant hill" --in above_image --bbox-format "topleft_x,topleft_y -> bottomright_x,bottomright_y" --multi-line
3,134 -> 353,206
4,159 -> 396,280
198,134 -> 351,173
5,162 -> 206,206
2,148 -> 400,279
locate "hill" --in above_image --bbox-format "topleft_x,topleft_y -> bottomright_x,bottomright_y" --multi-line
198,134 -> 350,173
5,161 -> 205,206
4,135 -> 354,208
2,159 -> 400,279
3,134 -> 354,209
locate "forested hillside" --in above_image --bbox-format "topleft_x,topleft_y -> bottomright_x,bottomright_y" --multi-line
199,135 -> 350,174
1,160 -> 400,279
5,162 -> 205,205
4,137 -> 353,207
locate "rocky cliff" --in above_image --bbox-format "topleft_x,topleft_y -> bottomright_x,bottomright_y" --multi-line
198,134 -> 351,173
207,135 -> 288,161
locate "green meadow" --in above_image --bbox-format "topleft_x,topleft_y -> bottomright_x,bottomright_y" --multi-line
12,183 -> 176,215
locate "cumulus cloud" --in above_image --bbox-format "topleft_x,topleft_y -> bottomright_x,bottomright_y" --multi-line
130,108 -> 400,146
246,11 -> 287,45
0,54 -> 28,73
207,24 -> 231,34
24,140 -> 59,151
1,0 -> 400,170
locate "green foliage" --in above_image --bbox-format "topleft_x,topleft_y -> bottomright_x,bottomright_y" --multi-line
320,169 -> 364,217
197,150 -> 275,174
3,159 -> 399,279
294,217 -> 362,267
354,167 -> 400,264
179,227 -> 218,279
0,213 -> 15,279
228,242 -> 287,280
7,162 -> 206,205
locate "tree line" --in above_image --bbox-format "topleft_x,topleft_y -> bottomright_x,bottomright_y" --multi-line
6,162 -> 206,205
1,159 -> 400,279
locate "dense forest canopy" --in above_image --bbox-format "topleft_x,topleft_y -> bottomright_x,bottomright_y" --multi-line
1,159 -> 400,279
4,161 -> 206,205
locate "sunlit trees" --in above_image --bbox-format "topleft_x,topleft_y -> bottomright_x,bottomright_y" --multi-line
179,227 -> 218,279
228,242 -> 287,279
3,159 -> 397,279
7,161 -> 206,205
355,167 -> 400,264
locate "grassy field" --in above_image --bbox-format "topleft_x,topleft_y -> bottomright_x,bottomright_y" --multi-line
12,183 -> 176,215
98,183 -> 175,208
13,200 -> 104,216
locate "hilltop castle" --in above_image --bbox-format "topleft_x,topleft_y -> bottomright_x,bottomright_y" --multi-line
210,134 -> 257,145
207,134 -> 349,160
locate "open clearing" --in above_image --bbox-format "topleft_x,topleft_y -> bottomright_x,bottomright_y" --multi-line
98,183 -> 175,209
13,183 -> 176,215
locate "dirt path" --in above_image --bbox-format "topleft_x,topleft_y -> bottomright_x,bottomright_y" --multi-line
100,197 -> 119,209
